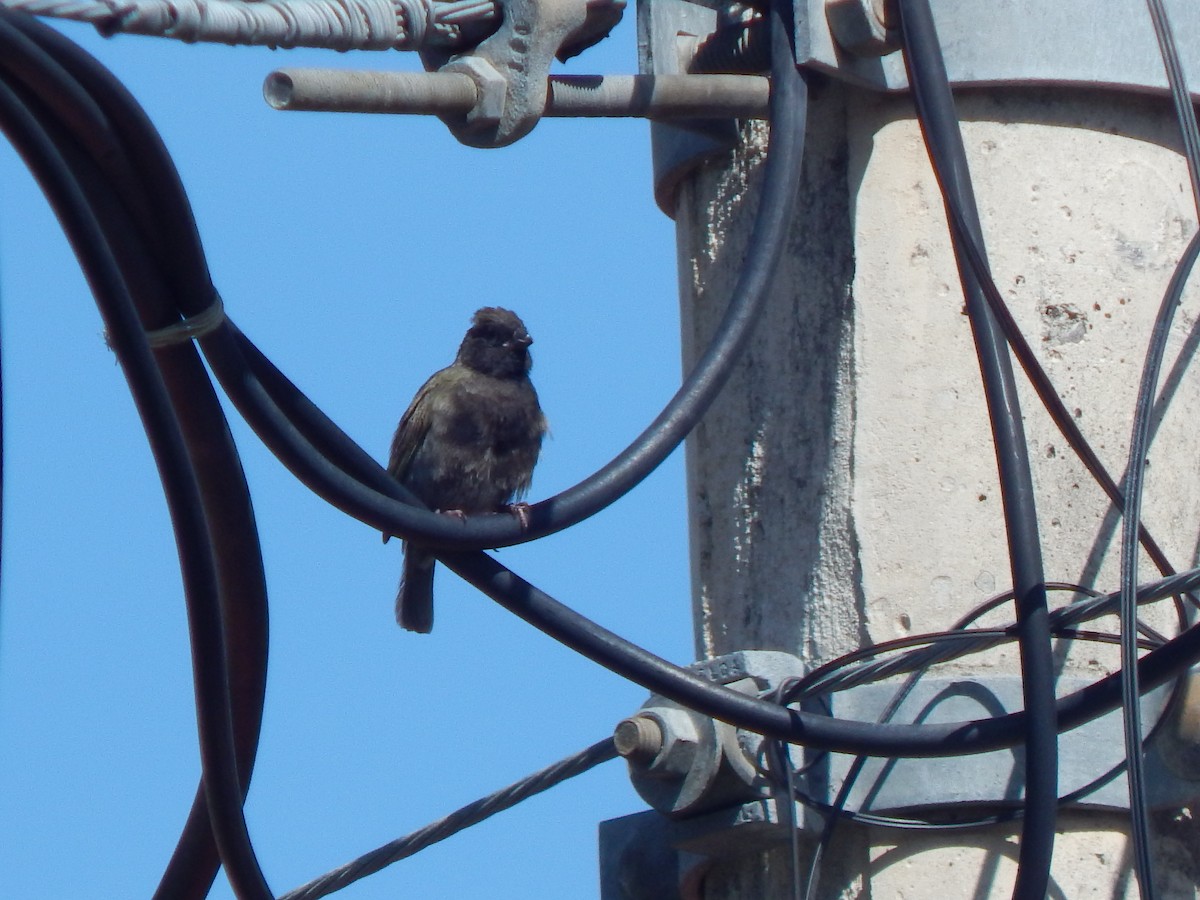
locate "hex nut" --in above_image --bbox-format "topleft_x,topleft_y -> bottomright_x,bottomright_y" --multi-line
826,0 -> 899,57
442,55 -> 507,125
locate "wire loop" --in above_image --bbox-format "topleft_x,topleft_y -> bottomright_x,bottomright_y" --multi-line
145,292 -> 226,348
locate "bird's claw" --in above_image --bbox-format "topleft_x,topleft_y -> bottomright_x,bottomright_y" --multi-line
505,502 -> 533,531
437,508 -> 469,522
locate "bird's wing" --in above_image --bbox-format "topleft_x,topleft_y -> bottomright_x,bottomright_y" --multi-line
387,374 -> 440,483
382,372 -> 445,545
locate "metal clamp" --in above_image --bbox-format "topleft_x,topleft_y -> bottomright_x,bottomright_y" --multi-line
419,0 -> 622,146
614,650 -> 1195,822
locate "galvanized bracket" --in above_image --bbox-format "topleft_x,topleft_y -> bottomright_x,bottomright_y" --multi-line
418,0 -> 620,146
602,649 -> 1200,897
638,0 -> 742,218
803,0 -> 1200,98
644,0 -> 1200,215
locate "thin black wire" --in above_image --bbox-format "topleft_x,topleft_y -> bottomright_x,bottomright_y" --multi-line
787,578 -> 1184,703
894,3 -> 1057,895
0,11 -> 273,898
1119,228 -> 1200,900
281,738 -> 618,900
1119,5 -> 1200,896
766,679 -> 805,900
792,611 -> 1161,900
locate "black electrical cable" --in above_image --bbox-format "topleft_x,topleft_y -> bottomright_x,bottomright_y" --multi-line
0,19 -> 273,899
792,613 -> 1162,900
439,539 -> 1200,756
894,4 -> 1057,894
787,579 -> 1181,703
0,12 -> 274,898
1119,4 -> 1200,896
0,80 -> 271,897
1120,224 -> 1200,899
126,3 -> 805,557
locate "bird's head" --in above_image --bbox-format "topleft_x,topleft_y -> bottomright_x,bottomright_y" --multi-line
457,306 -> 534,378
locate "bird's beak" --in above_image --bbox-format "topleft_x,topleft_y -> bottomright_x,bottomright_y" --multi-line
509,333 -> 533,349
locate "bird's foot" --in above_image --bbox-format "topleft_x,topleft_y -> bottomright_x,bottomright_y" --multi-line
505,502 -> 533,531
436,508 -> 469,522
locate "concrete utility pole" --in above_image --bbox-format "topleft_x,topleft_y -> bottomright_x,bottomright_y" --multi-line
617,0 -> 1200,897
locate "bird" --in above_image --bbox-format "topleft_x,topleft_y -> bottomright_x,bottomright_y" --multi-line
384,307 -> 547,633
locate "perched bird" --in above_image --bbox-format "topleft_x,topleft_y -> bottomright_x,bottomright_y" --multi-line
384,307 -> 547,633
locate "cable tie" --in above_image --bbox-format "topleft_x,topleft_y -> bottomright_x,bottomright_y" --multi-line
145,293 -> 226,348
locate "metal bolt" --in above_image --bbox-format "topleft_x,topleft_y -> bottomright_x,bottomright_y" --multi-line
614,715 -> 664,763
264,69 -> 770,120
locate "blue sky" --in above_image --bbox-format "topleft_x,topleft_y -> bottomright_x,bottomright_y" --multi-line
0,15 -> 694,897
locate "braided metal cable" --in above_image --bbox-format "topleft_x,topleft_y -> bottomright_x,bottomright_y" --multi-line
4,0 -> 498,50
280,738 -> 618,900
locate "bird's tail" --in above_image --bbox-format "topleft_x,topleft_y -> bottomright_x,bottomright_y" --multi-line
397,545 -> 435,633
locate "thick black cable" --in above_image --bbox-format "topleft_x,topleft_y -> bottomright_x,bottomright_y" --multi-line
144,3 -> 805,555
895,3 -> 1057,895
281,738 -> 618,900
6,18 -> 275,898
440,543 -> 1200,755
211,221 -> 1200,761
0,80 -> 272,898
0,12 -> 273,898
1,18 -> 273,898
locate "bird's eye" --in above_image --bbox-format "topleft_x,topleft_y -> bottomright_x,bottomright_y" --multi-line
473,325 -> 507,345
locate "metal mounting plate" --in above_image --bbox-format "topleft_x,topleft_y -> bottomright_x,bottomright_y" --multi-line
801,0 -> 1200,98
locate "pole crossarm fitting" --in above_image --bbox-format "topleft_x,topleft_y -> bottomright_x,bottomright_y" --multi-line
415,0 -> 627,146
264,69 -> 769,120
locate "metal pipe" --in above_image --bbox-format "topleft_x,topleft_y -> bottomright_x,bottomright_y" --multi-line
264,68 -> 769,119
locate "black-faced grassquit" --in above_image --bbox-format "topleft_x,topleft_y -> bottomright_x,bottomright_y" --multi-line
384,307 -> 547,633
